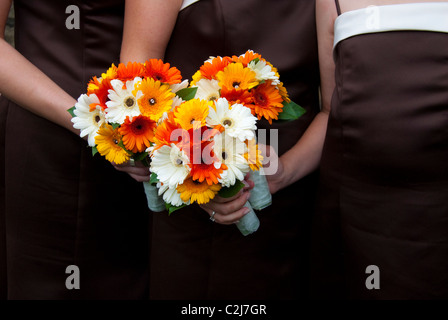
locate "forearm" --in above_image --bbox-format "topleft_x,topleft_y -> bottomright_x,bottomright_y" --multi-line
120,0 -> 183,62
278,109 -> 329,186
0,39 -> 78,134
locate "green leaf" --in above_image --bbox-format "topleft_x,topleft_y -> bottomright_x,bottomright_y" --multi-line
92,146 -> 99,156
166,202 -> 187,215
176,87 -> 198,101
133,151 -> 149,162
110,122 -> 120,130
250,58 -> 260,64
149,173 -> 159,185
67,106 -> 76,117
218,180 -> 245,198
277,100 -> 307,121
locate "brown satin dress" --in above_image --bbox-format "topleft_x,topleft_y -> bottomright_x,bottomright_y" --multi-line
150,0 -> 320,299
314,1 -> 448,299
0,0 -> 150,299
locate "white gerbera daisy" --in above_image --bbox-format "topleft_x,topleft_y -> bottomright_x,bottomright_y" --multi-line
105,77 -> 142,124
72,93 -> 105,147
193,79 -> 220,102
207,98 -> 257,142
213,133 -> 250,187
248,59 -> 279,85
170,79 -> 189,94
150,144 -> 190,188
157,183 -> 190,207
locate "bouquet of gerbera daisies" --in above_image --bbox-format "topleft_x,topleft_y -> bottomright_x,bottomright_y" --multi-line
69,60 -> 192,212
189,50 -> 306,233
148,50 -> 305,236
148,96 -> 263,235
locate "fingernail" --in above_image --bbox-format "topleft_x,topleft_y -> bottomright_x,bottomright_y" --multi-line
243,208 -> 250,215
246,192 -> 251,200
243,180 -> 249,188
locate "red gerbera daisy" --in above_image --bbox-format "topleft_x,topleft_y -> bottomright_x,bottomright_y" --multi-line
88,77 -> 113,111
188,140 -> 227,185
220,86 -> 253,107
153,112 -> 185,150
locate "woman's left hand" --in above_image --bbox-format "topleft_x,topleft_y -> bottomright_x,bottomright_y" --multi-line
200,175 -> 254,225
113,160 -> 151,182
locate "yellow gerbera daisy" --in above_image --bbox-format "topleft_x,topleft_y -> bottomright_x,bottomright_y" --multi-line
174,99 -> 210,130
134,77 -> 175,122
190,70 -> 203,86
277,81 -> 291,103
216,63 -> 258,91
176,177 -> 222,205
245,138 -> 263,171
101,63 -> 118,80
95,124 -> 130,165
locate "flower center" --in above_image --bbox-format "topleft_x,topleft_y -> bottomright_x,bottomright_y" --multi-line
125,97 -> 135,108
95,115 -> 101,123
175,158 -> 183,166
223,119 -> 233,127
113,139 -> 119,145
232,82 -> 240,89
149,98 -> 157,106
222,151 -> 228,160
256,93 -> 267,105
208,95 -> 217,101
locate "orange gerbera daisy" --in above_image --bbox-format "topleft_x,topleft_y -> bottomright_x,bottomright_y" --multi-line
153,112 -> 186,150
144,59 -> 182,84
232,50 -> 263,67
95,124 -> 130,165
220,86 -> 253,107
176,176 -> 222,205
174,99 -> 209,130
118,115 -> 157,153
88,77 -> 113,111
116,62 -> 145,82
249,81 -> 284,124
135,77 -> 175,121
216,63 -> 258,91
199,56 -> 232,81
245,138 -> 264,171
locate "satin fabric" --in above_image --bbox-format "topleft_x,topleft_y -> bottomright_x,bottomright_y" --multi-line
1,0 -> 150,299
316,3 -> 448,299
150,0 -> 321,299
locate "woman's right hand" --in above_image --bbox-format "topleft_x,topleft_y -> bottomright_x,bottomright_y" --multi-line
113,160 -> 151,182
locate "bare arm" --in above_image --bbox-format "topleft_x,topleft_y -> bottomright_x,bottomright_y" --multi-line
0,0 -> 78,135
266,0 -> 337,193
120,0 -> 183,62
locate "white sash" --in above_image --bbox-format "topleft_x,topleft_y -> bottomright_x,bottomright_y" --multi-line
181,0 -> 201,11
334,2 -> 448,48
